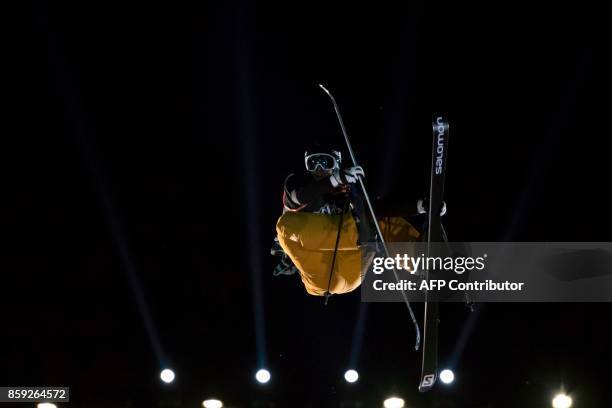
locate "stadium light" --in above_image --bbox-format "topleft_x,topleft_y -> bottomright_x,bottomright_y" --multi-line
383,396 -> 405,408
37,404 -> 57,408
255,368 -> 271,384
344,369 -> 359,383
439,369 -> 455,384
552,393 -> 573,408
202,399 -> 223,408
160,368 -> 175,384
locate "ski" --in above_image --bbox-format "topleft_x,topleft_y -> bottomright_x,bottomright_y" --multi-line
318,84 -> 421,350
419,115 -> 450,392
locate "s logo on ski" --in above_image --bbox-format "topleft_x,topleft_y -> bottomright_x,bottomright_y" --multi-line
421,373 -> 436,388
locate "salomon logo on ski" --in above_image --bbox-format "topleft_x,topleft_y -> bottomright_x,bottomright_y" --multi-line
421,374 -> 436,388
434,117 -> 448,175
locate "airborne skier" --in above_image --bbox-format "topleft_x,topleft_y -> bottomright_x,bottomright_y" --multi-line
270,84 -> 453,391
271,141 -> 376,294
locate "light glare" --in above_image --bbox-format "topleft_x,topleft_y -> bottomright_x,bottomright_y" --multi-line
440,369 -> 455,384
255,368 -> 271,384
383,397 -> 405,408
552,393 -> 573,408
344,369 -> 359,383
202,399 -> 223,408
160,368 -> 175,383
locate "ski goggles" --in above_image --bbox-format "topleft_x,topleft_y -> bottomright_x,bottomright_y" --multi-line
305,153 -> 339,172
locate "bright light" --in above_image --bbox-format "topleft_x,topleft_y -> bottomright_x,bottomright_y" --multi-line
439,369 -> 455,384
552,393 -> 573,408
37,404 -> 57,408
255,368 -> 271,384
202,399 -> 223,408
383,397 -> 405,408
344,369 -> 359,383
160,368 -> 175,383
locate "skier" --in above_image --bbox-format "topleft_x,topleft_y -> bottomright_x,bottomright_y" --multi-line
271,142 -> 372,277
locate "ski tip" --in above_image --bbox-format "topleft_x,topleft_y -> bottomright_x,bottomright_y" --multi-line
318,83 -> 330,94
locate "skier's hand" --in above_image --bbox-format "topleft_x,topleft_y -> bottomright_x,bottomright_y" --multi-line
344,165 -> 365,180
329,166 -> 365,187
417,198 -> 447,216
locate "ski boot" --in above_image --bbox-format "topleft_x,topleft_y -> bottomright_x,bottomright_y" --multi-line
270,237 -> 298,276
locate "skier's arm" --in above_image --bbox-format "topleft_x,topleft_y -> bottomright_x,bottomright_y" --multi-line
284,172 -> 336,209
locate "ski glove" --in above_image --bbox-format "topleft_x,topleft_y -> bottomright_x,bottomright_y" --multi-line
417,198 -> 447,216
329,166 -> 365,187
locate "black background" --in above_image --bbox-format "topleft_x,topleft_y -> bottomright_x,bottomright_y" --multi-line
4,1 -> 611,407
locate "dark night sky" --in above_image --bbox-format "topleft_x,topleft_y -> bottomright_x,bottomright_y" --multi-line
4,1 -> 611,407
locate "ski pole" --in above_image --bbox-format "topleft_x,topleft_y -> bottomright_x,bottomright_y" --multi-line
318,84 -> 421,350
324,195 -> 350,305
